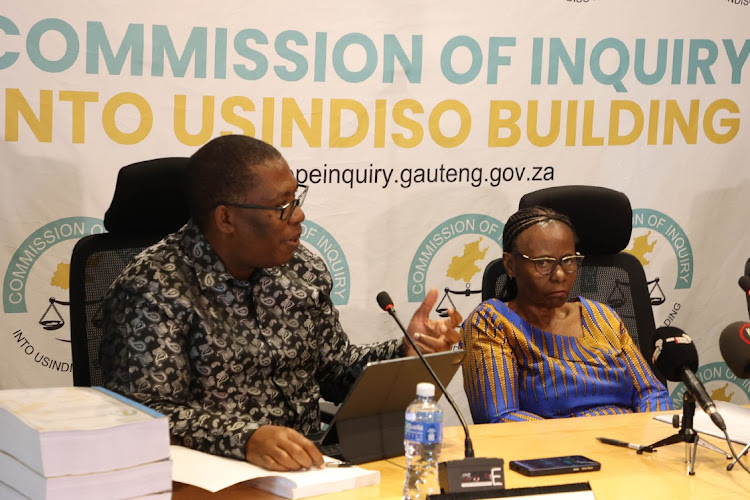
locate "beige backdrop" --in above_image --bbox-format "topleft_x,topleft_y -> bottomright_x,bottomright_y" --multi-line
2,0 -> 750,423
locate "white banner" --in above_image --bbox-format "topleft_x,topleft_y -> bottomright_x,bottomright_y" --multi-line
2,0 -> 750,418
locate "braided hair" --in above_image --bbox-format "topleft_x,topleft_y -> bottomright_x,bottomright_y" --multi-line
499,206 -> 577,302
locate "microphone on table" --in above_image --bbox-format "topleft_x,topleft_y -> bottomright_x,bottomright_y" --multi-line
719,321 -> 750,379
651,326 -> 726,432
376,291 -> 474,457
376,291 -> 504,493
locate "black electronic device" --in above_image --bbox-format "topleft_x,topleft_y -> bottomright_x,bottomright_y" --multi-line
438,458 -> 505,492
508,455 -> 601,477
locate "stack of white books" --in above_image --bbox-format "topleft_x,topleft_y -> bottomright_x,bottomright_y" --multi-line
0,386 -> 172,500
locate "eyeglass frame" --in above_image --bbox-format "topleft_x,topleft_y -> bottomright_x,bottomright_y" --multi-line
511,251 -> 585,276
215,183 -> 308,221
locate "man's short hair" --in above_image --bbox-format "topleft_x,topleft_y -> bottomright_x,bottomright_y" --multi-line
186,135 -> 283,229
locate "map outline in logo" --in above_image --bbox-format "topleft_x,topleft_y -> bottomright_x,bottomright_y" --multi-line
407,214 -> 505,303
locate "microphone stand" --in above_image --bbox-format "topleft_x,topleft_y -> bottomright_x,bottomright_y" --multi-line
379,294 -> 505,493
639,391 -> 730,475
384,306 -> 475,460
728,442 -> 750,471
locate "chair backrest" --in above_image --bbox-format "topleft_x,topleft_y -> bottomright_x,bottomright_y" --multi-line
69,157 -> 190,386
481,185 -> 658,367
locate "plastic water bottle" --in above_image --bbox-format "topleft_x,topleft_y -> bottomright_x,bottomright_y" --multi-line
403,382 -> 443,499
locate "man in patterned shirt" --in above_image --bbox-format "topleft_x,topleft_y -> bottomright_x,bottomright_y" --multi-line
101,135 -> 462,472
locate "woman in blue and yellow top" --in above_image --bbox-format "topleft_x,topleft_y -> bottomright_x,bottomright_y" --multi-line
462,207 -> 672,423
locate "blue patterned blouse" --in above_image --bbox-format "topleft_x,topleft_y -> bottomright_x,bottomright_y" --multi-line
461,297 -> 672,423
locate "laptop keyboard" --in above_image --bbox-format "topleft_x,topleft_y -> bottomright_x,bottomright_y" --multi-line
316,442 -> 343,460
305,430 -> 344,460
305,431 -> 326,442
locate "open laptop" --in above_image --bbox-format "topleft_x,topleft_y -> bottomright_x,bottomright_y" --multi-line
308,349 -> 465,464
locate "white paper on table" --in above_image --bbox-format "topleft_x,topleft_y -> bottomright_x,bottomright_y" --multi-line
654,400 -> 750,445
170,445 -> 378,494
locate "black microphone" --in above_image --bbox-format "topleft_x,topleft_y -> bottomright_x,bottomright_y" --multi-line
377,291 -> 504,493
376,291 -> 474,458
651,326 -> 726,431
719,321 -> 750,379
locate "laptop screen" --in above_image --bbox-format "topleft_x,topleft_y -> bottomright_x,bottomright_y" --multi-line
311,349 -> 466,463
334,349 -> 465,422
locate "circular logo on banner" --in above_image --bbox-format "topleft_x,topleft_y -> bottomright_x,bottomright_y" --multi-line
2,217 -> 105,375
624,209 -> 693,327
300,219 -> 350,305
407,214 -> 504,314
669,362 -> 750,408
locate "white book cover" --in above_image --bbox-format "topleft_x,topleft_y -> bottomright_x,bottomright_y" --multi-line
0,450 -> 172,500
170,445 -> 380,499
0,386 -> 170,477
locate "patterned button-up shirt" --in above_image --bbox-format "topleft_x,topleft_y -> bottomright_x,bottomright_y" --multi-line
101,220 -> 403,460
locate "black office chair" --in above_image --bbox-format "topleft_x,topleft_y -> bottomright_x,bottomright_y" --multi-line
69,157 -> 190,386
481,185 -> 658,369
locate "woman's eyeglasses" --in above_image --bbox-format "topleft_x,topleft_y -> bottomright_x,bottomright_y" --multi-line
514,252 -> 584,275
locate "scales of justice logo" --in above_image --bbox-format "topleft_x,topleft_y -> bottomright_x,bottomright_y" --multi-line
625,208 -> 750,406
623,208 -> 695,347
623,208 -> 694,324
3,218 -> 104,374
406,214 -> 505,318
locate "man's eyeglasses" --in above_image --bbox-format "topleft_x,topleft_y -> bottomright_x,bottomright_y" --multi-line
514,252 -> 585,275
218,184 -> 308,221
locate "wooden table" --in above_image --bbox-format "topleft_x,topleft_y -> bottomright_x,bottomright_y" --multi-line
173,410 -> 750,499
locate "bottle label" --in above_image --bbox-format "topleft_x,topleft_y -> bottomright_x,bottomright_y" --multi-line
404,416 -> 442,444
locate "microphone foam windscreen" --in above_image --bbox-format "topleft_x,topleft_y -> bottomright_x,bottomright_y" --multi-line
739,276 -> 750,293
376,291 -> 393,311
651,326 -> 699,382
719,322 -> 750,379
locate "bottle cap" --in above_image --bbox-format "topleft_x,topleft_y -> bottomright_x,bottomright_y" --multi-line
416,382 -> 435,398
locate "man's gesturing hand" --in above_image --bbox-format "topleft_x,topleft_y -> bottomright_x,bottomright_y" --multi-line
405,287 -> 462,355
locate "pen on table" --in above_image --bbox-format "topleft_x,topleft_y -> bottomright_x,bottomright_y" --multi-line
596,436 -> 653,453
326,460 -> 354,468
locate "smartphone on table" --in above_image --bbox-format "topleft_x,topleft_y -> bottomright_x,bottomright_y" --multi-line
509,455 -> 601,477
